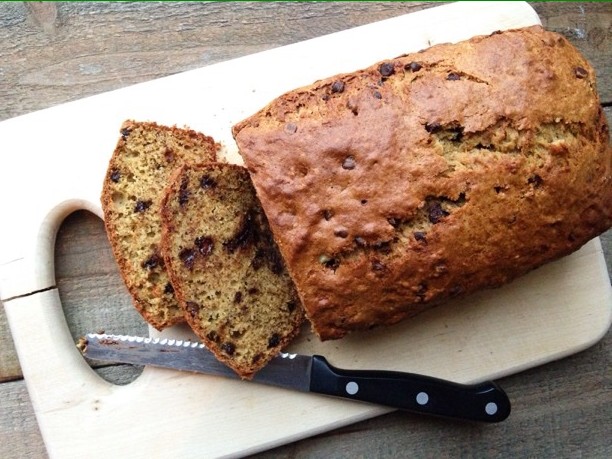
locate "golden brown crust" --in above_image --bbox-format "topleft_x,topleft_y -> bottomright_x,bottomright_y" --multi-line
159,163 -> 304,378
232,26 -> 612,340
101,120 -> 219,330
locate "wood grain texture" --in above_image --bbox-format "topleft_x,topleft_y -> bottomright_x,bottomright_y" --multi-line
0,2 -> 610,458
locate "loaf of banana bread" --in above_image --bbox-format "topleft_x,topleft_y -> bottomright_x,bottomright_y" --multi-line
232,26 -> 612,340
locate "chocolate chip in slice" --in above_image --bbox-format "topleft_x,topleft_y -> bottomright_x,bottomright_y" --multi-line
185,301 -> 201,318
109,168 -> 121,183
200,175 -> 217,189
179,248 -> 196,269
142,253 -> 163,270
134,199 -> 152,213
195,236 -> 214,256
221,342 -> 236,356
267,333 -> 281,349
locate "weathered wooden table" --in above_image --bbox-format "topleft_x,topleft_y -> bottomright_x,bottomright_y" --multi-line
1,2 -> 610,457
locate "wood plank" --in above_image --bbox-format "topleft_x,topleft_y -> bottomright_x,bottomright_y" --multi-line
532,2 -> 611,101
0,2 -> 439,122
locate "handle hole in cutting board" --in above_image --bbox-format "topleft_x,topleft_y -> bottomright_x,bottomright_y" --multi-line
55,209 -> 146,385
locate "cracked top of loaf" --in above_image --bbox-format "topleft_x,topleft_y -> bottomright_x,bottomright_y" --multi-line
232,26 -> 612,340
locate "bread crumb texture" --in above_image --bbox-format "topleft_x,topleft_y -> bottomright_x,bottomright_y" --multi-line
233,26 -> 612,340
101,121 -> 219,330
160,163 -> 304,379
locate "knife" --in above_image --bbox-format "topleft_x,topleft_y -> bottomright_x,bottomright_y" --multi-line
81,333 -> 510,423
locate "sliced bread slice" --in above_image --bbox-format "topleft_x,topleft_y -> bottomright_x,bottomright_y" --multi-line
101,120 -> 219,330
160,162 -> 304,379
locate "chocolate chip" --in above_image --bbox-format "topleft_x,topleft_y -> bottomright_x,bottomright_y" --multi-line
434,261 -> 448,275
250,251 -> 264,271
346,100 -> 359,116
221,342 -> 235,356
323,257 -> 340,271
425,122 -> 442,133
373,90 -> 382,99
355,236 -> 367,247
267,333 -> 281,349
427,201 -> 449,224
233,291 -> 243,304
163,282 -> 174,294
448,125 -> 464,141
379,62 -> 395,77
286,300 -> 297,313
528,174 -> 543,188
195,236 -> 214,256
476,142 -> 493,150
134,199 -> 152,213
360,199 -> 368,205
285,123 -> 298,134
405,62 -> 422,72
230,329 -> 244,339
342,155 -> 356,170
164,148 -> 175,163
387,216 -> 401,228
447,72 -> 461,81
120,127 -> 131,139
224,211 -> 256,253
413,231 -> 427,243
574,66 -> 588,79
178,176 -> 190,206
185,301 -> 200,318
200,175 -> 216,189
142,254 -> 162,270
331,80 -> 345,93
322,209 -> 333,221
416,283 -> 428,296
179,248 -> 196,269
373,241 -> 391,254
248,287 -> 259,295
334,229 -> 348,238
266,247 -> 285,275
109,169 -> 121,183
372,259 -> 386,272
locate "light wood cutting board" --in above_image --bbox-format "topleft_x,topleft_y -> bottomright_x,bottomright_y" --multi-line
1,2 -> 610,458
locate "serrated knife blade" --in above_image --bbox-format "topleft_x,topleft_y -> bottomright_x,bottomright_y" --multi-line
82,333 -> 510,423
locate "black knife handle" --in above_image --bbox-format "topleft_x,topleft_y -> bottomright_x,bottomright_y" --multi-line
308,355 -> 510,423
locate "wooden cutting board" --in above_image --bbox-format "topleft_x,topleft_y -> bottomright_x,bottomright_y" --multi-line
1,2 -> 610,458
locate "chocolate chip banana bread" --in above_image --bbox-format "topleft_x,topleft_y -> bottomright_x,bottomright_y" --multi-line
232,26 -> 612,340
160,163 -> 304,379
101,121 -> 219,330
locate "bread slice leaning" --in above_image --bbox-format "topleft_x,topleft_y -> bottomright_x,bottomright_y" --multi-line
101,120 -> 219,330
160,163 -> 304,379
